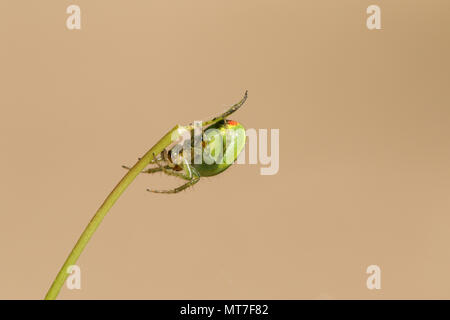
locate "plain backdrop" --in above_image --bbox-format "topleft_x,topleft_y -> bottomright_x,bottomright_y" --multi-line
1,0 -> 450,299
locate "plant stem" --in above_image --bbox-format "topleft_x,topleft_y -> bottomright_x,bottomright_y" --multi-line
44,91 -> 248,300
44,125 -> 180,300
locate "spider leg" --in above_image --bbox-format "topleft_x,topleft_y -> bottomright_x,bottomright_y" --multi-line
147,160 -> 200,194
122,151 -> 168,173
121,165 -> 165,174
185,91 -> 248,130
153,153 -> 191,181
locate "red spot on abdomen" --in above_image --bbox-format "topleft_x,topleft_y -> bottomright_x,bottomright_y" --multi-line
227,120 -> 238,126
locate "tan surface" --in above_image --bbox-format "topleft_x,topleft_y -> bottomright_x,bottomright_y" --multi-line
1,1 -> 450,299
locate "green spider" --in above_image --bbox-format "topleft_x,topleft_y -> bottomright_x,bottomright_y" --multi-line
123,91 -> 248,194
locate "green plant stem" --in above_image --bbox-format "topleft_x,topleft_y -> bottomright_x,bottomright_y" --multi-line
44,125 -> 180,300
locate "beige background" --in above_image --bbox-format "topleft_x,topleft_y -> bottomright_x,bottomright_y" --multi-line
1,0 -> 450,299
